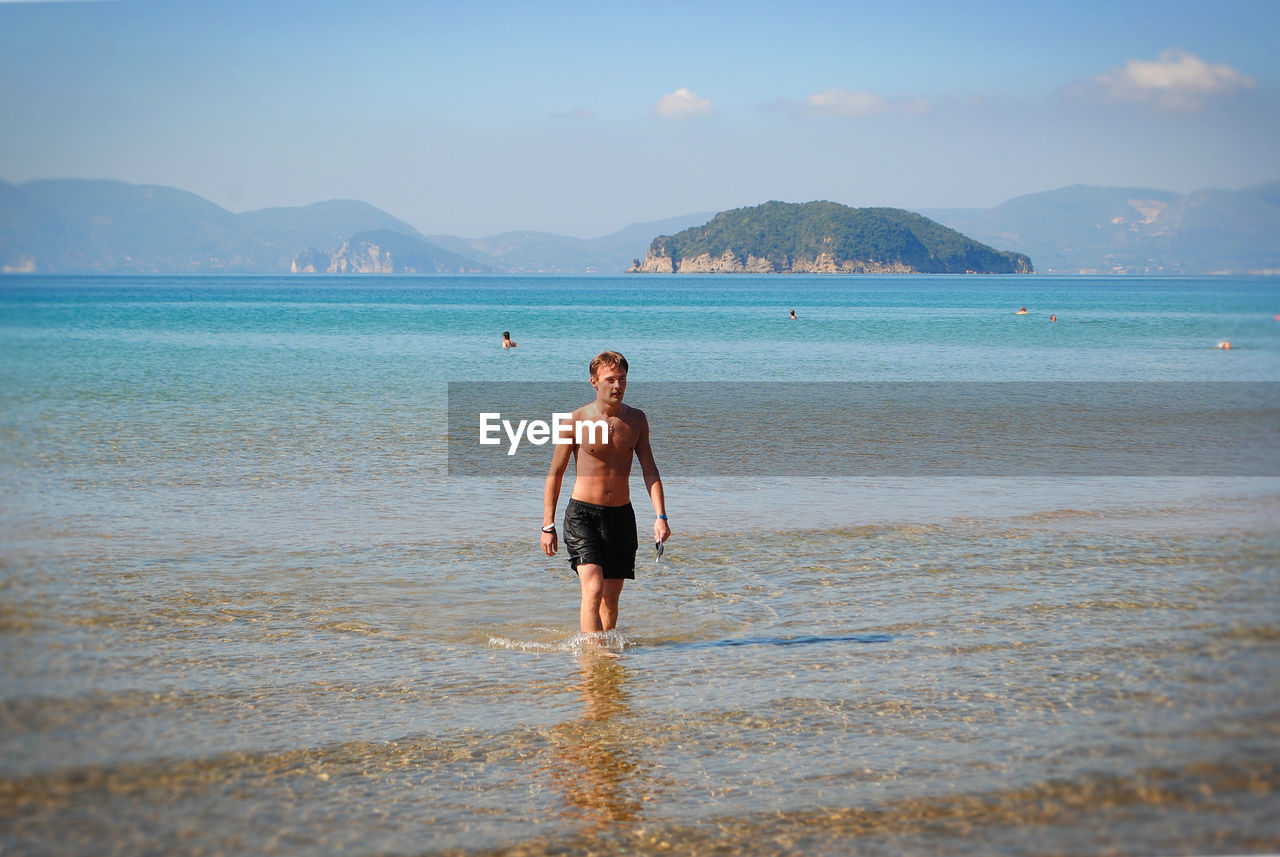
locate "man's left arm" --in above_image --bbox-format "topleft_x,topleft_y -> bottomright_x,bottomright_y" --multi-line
634,414 -> 670,544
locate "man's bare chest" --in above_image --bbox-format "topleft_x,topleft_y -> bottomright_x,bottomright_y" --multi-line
579,414 -> 637,462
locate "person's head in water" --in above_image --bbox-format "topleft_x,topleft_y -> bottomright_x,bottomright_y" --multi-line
502,331 -> 517,347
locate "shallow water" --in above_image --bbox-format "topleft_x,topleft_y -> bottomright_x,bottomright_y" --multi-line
1,275 -> 1278,855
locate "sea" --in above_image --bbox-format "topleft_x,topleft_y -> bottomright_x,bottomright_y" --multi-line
1,274 -> 1278,857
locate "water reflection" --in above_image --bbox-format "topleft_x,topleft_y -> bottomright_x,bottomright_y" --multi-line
543,655 -> 651,831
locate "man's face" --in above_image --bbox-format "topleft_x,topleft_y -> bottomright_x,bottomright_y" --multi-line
591,365 -> 627,404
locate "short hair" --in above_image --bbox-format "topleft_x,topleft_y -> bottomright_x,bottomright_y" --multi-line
503,331 -> 510,338
589,350 -> 628,378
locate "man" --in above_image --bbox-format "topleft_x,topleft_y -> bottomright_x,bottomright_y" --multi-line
540,351 -> 670,644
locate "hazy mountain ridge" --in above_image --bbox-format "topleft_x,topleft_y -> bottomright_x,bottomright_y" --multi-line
2,178 -> 1276,275
0,179 -> 710,275
0,180 -> 490,274
921,182 -> 1280,274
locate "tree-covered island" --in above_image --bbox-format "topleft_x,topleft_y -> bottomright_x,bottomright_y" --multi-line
631,200 -> 1033,273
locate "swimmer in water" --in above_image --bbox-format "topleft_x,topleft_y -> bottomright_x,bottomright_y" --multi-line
502,331 -> 518,348
1217,340 -> 1232,349
1016,306 -> 1028,315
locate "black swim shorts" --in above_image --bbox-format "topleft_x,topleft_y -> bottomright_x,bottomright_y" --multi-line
563,499 -> 638,580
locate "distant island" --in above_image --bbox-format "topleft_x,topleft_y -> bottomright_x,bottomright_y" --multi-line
631,201 -> 1033,274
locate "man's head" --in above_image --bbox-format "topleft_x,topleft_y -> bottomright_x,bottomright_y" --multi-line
589,350 -> 628,380
589,351 -> 628,405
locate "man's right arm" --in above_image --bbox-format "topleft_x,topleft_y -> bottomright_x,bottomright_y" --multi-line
541,438 -> 574,557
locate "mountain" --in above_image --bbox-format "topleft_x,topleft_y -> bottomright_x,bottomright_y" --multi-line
634,201 -> 1033,274
0,178 -> 706,275
294,229 -> 489,274
426,212 -> 716,273
0,179 -> 488,274
920,183 -> 1280,274
1,179 -> 243,272
240,200 -> 431,271
4,178 -> 1276,275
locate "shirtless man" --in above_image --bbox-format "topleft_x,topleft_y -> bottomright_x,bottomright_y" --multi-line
540,351 -> 670,642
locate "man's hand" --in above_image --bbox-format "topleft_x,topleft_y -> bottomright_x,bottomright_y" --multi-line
654,517 -> 671,545
541,529 -> 558,557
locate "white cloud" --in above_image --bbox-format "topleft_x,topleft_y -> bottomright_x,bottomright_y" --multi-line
654,87 -> 713,119
805,88 -> 886,117
1072,48 -> 1255,110
791,88 -> 933,118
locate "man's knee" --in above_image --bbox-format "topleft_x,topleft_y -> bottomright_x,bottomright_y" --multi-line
578,565 -> 605,598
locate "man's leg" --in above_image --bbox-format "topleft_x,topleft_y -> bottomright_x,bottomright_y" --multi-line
599,579 -> 625,631
577,563 -> 606,633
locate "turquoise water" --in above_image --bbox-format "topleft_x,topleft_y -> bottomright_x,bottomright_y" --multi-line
1,274 -> 1278,856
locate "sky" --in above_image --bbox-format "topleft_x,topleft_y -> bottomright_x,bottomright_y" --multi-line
1,0 -> 1277,238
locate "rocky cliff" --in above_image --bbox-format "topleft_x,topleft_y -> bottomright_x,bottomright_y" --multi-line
292,238 -> 396,273
290,229 -> 490,274
632,249 -> 916,274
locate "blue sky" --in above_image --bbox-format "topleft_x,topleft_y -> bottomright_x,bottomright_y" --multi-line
1,0 -> 1277,237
